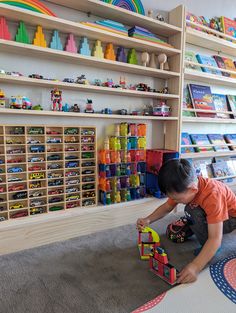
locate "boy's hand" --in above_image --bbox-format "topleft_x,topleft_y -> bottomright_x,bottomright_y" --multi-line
136,217 -> 150,231
176,262 -> 200,284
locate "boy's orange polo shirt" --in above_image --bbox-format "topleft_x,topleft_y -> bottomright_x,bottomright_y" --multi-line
168,176 -> 236,224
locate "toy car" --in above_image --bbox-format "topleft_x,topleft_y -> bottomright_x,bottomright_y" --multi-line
65,171 -> 79,177
46,130 -> 61,135
0,207 -> 5,211
48,179 -> 63,186
0,186 -> 4,192
136,83 -> 148,92
10,71 -> 23,77
65,155 -> 78,160
10,203 -> 24,210
66,179 -> 80,185
11,211 -> 28,218
64,136 -> 79,143
119,109 -> 128,115
10,96 -> 32,109
30,145 -> 45,153
6,139 -> 23,144
81,152 -> 94,159
63,78 -> 75,83
64,128 -> 78,135
29,172 -> 45,180
0,198 -> 5,202
82,184 -> 95,190
27,139 -> 41,144
49,206 -> 63,212
81,129 -> 95,136
29,181 -> 41,189
30,207 -> 44,215
102,78 -> 114,88
83,191 -> 95,198
7,158 -> 23,163
0,159 -> 4,164
29,191 -> 43,198
0,169 -> 4,173
10,127 -> 24,134
7,149 -> 24,154
47,163 -> 62,170
8,177 -> 22,182
47,155 -> 61,161
48,189 -> 63,195
29,74 -> 43,79
65,161 -> 79,168
7,167 -> 23,173
46,138 -> 62,143
8,184 -> 25,192
101,108 -> 112,114
81,145 -> 94,151
82,169 -> 94,175
81,137 -> 94,143
69,103 -> 80,112
13,191 -> 27,199
82,199 -> 95,206
66,202 -> 79,209
66,195 -> 80,201
65,147 -> 78,152
66,187 -> 79,193
30,199 -> 45,207
28,165 -> 43,171
76,75 -> 89,84
153,102 -> 171,117
48,172 -> 63,178
28,157 -> 44,162
81,161 -> 95,167
82,176 -> 95,182
0,216 -> 5,221
28,127 -> 44,135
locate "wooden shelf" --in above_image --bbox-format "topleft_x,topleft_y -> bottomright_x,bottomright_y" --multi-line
0,4 -> 181,55
184,68 -> 236,88
213,174 -> 236,181
182,117 -> 236,124
181,151 -> 236,159
186,27 -> 236,57
46,0 -> 182,37
0,108 -> 178,121
0,74 -> 179,100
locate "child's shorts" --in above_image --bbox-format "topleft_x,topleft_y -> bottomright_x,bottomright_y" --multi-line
166,217 -> 194,243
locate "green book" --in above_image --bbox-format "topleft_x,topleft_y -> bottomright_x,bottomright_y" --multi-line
185,51 -> 202,71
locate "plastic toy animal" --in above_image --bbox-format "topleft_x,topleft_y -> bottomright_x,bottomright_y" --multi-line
51,88 -> 62,111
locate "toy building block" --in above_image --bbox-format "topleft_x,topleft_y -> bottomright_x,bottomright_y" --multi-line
50,30 -> 63,50
65,33 -> 77,53
79,37 -> 91,56
93,40 -> 104,59
138,227 -> 160,260
150,246 -> 177,285
33,26 -> 47,47
0,17 -> 11,40
127,48 -> 138,65
105,43 -> 116,61
116,46 -> 126,62
15,21 -> 30,44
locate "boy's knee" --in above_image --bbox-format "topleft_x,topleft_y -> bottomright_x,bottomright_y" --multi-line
184,205 -> 207,225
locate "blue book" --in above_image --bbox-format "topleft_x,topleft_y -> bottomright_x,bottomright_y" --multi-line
181,132 -> 194,153
196,54 -> 222,75
224,134 -> 236,150
190,134 -> 214,152
207,134 -> 229,152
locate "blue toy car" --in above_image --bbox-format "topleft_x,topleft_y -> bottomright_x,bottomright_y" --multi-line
65,162 -> 79,168
8,167 -> 23,173
30,145 -> 45,153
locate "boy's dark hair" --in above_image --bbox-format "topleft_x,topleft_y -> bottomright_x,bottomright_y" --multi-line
158,158 -> 196,194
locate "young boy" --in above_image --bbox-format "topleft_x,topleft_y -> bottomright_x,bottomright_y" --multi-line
137,159 -> 236,284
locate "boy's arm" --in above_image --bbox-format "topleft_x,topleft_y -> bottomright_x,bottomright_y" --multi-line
177,222 -> 223,284
137,200 -> 176,229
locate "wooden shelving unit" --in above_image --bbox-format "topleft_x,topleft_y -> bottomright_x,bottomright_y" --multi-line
181,20 -> 236,188
0,124 -> 97,221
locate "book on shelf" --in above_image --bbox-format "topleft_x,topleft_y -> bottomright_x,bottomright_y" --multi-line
214,156 -> 236,181
212,55 -> 230,77
181,132 -> 194,153
207,134 -> 229,152
182,86 -> 195,117
221,57 -> 236,78
188,84 -> 216,118
186,12 -> 203,30
211,161 -> 235,178
226,95 -> 236,117
189,158 -> 213,178
185,51 -> 202,71
212,93 -> 231,119
196,54 -> 222,76
221,16 -> 236,38
190,134 -> 214,152
224,134 -> 236,150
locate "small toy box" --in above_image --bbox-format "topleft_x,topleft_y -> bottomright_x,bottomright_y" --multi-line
146,149 -> 179,175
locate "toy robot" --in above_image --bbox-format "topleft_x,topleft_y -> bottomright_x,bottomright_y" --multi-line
51,88 -> 62,111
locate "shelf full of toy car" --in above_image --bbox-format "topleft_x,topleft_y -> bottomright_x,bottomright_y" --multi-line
0,124 -> 97,221
99,123 -> 146,205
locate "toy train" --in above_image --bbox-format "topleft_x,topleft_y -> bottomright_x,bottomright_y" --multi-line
138,227 -> 177,285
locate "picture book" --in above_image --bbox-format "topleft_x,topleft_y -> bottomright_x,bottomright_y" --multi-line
182,86 -> 195,117
224,134 -> 236,150
214,156 -> 235,182
212,55 -> 230,77
185,51 -> 201,71
192,158 -> 213,178
190,134 -> 214,152
221,16 -> 236,38
196,54 -> 222,75
181,132 -> 194,153
221,57 -> 236,78
207,134 -> 229,152
188,84 -> 216,118
226,95 -> 236,117
211,161 -> 234,178
186,12 -> 203,31
212,94 -> 230,119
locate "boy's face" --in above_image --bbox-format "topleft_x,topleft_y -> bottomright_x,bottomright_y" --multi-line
167,186 -> 198,204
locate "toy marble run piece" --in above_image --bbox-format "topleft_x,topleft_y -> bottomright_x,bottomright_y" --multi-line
0,17 -> 11,40
93,40 -> 104,58
15,21 -> 30,44
65,34 -> 77,53
149,246 -> 178,285
138,227 -> 160,260
33,26 -> 47,47
105,43 -> 116,61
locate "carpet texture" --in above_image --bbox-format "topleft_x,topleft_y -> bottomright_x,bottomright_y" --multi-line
0,212 -> 235,313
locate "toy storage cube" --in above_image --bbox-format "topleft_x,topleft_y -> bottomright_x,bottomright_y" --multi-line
146,149 -> 179,175
146,172 -> 166,199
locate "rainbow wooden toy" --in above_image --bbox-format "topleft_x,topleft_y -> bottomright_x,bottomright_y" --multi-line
79,37 -> 91,56
93,40 -> 104,59
138,227 -> 160,260
65,34 -> 77,53
0,17 -> 11,40
0,0 -> 56,16
101,0 -> 145,15
50,30 -> 63,50
105,43 -> 116,60
33,25 -> 47,47
15,21 -> 30,44
127,48 -> 138,64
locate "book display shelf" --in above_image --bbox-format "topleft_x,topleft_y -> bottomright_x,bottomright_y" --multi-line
0,124 -> 97,221
181,16 -> 236,189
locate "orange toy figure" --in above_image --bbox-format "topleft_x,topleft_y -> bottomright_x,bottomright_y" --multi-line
105,43 -> 116,60
51,88 -> 62,111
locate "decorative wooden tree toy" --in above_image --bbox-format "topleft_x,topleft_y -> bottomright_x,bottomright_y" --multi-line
33,26 -> 47,47
127,48 -> 138,64
79,37 -> 91,56
51,88 -> 62,111
65,34 -> 77,53
105,43 -> 116,60
50,30 -> 63,50
0,17 -> 11,40
15,21 -> 30,44
116,46 -> 126,62
93,40 -> 104,58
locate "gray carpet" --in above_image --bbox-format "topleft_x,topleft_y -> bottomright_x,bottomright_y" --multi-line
0,213 -> 235,313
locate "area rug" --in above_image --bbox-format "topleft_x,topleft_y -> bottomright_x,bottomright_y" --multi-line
132,253 -> 236,313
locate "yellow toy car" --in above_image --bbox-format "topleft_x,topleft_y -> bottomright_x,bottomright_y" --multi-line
29,172 -> 45,180
10,203 -> 24,210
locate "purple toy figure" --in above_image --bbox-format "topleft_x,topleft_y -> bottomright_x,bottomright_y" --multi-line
116,46 -> 127,62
